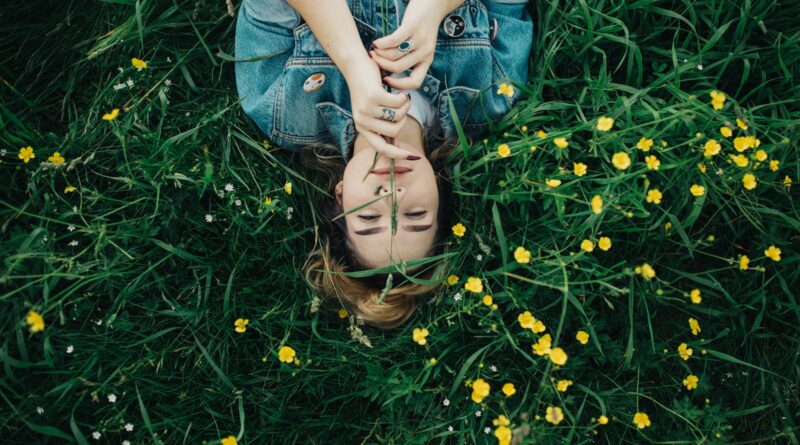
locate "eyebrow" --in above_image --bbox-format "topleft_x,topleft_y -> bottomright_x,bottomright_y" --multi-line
354,225 -> 433,236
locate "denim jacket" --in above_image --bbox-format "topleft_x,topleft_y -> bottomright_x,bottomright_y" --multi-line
235,0 -> 533,159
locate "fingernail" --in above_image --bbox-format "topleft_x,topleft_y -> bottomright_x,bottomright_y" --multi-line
407,155 -> 421,161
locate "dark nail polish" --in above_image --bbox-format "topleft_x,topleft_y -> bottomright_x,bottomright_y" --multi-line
407,155 -> 421,161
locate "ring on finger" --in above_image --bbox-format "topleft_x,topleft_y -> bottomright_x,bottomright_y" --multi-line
379,107 -> 397,122
395,39 -> 414,56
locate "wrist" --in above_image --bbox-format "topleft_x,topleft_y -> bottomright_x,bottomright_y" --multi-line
341,52 -> 374,83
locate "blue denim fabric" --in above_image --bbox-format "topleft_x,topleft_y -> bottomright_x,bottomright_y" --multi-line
235,0 -> 533,158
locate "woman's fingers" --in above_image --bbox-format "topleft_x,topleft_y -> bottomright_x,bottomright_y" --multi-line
372,45 -> 413,62
378,90 -> 411,109
359,130 -> 419,160
382,61 -> 430,90
375,97 -> 412,123
370,49 -> 424,74
365,114 -> 408,138
372,27 -> 412,51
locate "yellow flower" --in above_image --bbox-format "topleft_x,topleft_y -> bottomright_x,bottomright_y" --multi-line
518,311 -> 536,329
683,374 -> 699,390
580,239 -> 595,252
264,196 -> 272,206
598,415 -> 609,425
637,137 -> 654,152
221,435 -> 238,445
742,173 -> 757,190
690,288 -> 702,304
573,162 -> 587,176
337,308 -> 348,319
48,152 -> 65,164
576,330 -> 589,345
412,327 -> 430,345
553,137 -> 569,149
549,347 -> 568,366
464,277 -> 483,293
597,236 -> 612,251
102,108 -> 120,121
64,186 -> 77,193
545,178 -> 561,188
501,382 -> 516,397
689,317 -> 701,336
131,57 -> 148,70
739,255 -> 749,271
513,245 -> 533,264
482,295 -> 493,306
556,379 -> 573,392
646,189 -> 662,205
764,245 -> 781,262
234,318 -> 249,333
644,155 -> 660,170
736,118 -> 748,130
733,136 -> 756,152
494,426 -> 511,445
703,139 -> 721,157
497,143 -> 511,158
591,195 -> 603,214
451,223 -> 466,237
283,181 -> 292,195
596,116 -> 614,131
611,152 -> 631,170
754,149 -> 767,161
545,406 -> 564,425
730,154 -> 749,167
493,415 -> 511,427
537,130 -> 548,138
769,160 -> 780,171
18,146 -> 36,163
690,184 -> 705,197
496,83 -> 514,97
429,357 -> 437,365
278,345 -> 296,363
697,162 -> 707,173
446,275 -> 459,285
678,342 -> 693,361
532,333 -> 552,356
530,145 -> 538,152
26,310 -> 45,333
471,378 -> 491,403
785,175 -> 792,188
720,126 -> 733,138
633,412 -> 651,429
636,263 -> 656,279
709,90 -> 726,110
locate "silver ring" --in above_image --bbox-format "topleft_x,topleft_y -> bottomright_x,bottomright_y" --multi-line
395,40 -> 414,55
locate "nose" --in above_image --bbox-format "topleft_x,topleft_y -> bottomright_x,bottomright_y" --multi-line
380,184 -> 405,196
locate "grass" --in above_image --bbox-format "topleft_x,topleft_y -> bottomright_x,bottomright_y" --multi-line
1,0 -> 799,443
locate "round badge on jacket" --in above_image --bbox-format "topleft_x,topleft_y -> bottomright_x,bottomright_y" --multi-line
443,14 -> 465,38
303,73 -> 326,93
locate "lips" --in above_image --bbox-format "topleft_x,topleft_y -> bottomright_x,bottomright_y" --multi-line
371,166 -> 412,175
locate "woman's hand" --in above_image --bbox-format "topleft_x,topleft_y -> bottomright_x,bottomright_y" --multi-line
344,58 -> 416,159
369,0 -> 464,90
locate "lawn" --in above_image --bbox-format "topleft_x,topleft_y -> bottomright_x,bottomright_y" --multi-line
1,0 -> 799,443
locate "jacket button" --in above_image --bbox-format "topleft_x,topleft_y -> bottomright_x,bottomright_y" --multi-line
303,73 -> 326,93
443,14 -> 465,38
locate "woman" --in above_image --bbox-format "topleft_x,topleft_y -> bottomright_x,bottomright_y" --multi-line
235,0 -> 532,328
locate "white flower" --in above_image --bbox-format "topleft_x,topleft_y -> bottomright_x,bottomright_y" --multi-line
72,206 -> 78,213
124,423 -> 134,432
490,365 -> 497,372
476,254 -> 483,261
123,441 -> 131,445
453,293 -> 462,302
107,394 -> 117,403
36,406 -> 44,414
234,199 -> 242,207
92,432 -> 101,440
286,206 -> 294,220
66,345 -> 74,354
205,214 -> 214,223
447,426 -> 453,432
165,79 -> 172,86
474,410 -> 482,418
484,427 -> 491,434
95,319 -> 103,326
68,240 -> 79,247
166,56 -> 172,62
67,225 -> 76,232
126,78 -> 134,87
0,148 -> 7,155
442,398 -> 450,406
224,183 -> 234,192
697,64 -> 704,70
42,236 -> 48,242
185,112 -> 190,117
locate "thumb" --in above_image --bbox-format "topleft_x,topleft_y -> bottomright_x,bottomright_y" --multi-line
372,27 -> 412,50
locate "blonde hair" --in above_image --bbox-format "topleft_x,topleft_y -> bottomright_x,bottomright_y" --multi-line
297,141 -> 455,329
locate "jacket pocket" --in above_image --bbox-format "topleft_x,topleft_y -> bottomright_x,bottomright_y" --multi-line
437,86 -> 490,142
316,102 -> 356,159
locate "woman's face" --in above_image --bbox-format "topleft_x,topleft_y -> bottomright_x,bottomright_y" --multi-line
336,139 -> 439,269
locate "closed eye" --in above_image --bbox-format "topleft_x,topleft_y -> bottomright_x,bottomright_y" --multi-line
405,210 -> 427,220
358,214 -> 380,221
